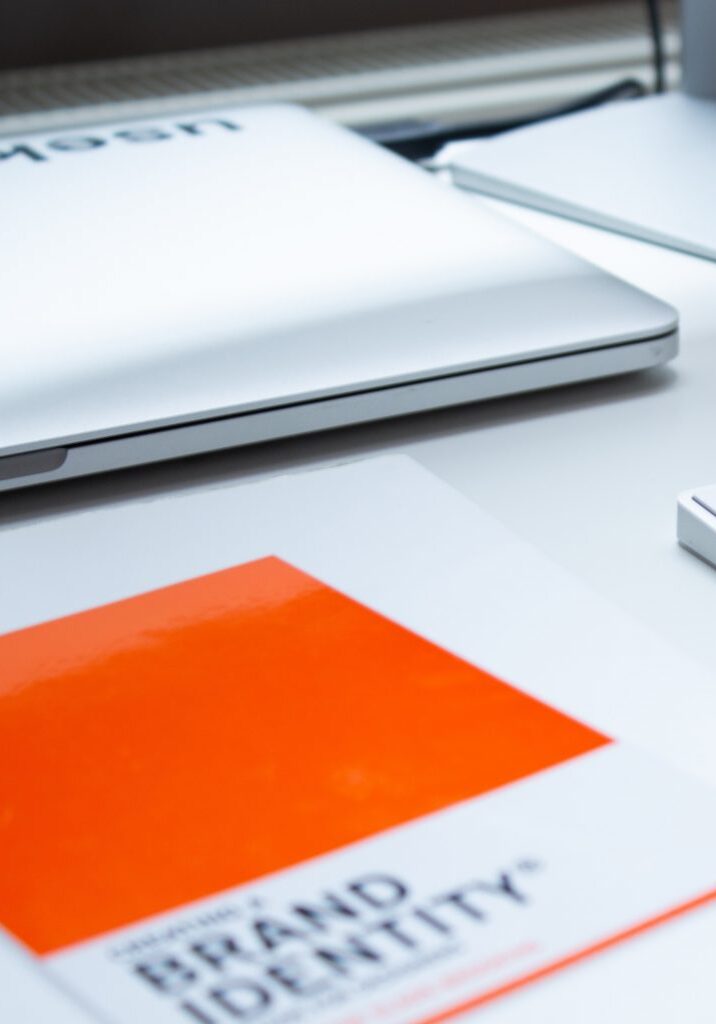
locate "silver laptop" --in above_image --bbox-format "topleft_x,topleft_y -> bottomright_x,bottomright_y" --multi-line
1,103 -> 676,491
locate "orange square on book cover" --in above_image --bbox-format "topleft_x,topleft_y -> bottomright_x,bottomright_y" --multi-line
0,556 -> 607,955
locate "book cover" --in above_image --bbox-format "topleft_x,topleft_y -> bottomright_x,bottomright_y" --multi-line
4,552 -> 716,1023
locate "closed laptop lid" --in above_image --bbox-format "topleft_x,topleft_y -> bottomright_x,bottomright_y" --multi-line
2,104 -> 675,457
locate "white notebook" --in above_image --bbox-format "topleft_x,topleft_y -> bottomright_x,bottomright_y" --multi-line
4,456 -> 716,1024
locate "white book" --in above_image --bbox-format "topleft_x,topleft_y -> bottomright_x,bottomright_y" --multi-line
3,456 -> 716,1023
0,928 -> 101,1022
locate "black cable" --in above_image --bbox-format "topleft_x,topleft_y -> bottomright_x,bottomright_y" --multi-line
365,3 -> 666,163
645,0 -> 666,93
362,77 -> 646,163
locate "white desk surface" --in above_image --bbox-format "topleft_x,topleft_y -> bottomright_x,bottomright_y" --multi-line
3,195 -> 716,675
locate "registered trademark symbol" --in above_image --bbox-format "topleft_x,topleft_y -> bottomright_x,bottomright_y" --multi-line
516,858 -> 542,873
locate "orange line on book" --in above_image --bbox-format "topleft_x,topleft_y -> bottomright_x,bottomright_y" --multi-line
412,886 -> 716,1024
